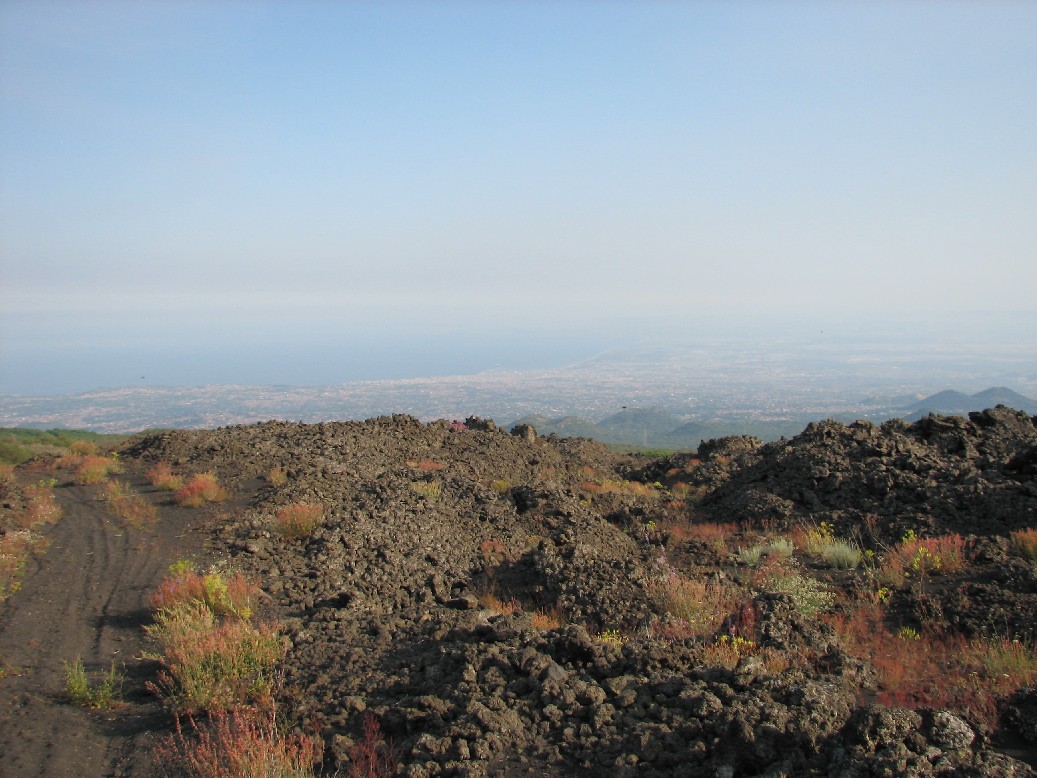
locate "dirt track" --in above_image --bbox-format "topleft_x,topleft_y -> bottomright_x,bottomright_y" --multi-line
0,471 -> 205,777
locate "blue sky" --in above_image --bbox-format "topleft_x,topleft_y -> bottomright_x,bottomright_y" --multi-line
1,1 -> 1035,394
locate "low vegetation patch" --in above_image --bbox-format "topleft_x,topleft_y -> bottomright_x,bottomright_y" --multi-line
20,480 -> 62,527
407,458 -> 446,472
760,571 -> 835,617
64,657 -> 123,709
150,562 -> 260,620
652,573 -> 734,637
0,428 -> 124,465
68,439 -> 99,456
738,538 -> 794,567
0,477 -> 60,600
273,501 -> 324,539
410,481 -> 441,501
1010,527 -> 1037,562
174,472 -> 230,508
103,480 -> 157,527
827,601 -> 1037,731
145,600 -> 286,712
159,706 -> 323,778
0,529 -> 49,600
265,466 -> 288,487
348,712 -> 401,778
147,461 -> 184,492
74,454 -> 123,485
879,530 -> 969,585
664,520 -> 737,551
579,478 -> 655,497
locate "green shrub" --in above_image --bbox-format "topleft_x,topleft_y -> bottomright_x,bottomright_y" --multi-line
739,538 -> 793,567
145,601 -> 285,713
820,540 -> 862,569
410,481 -> 441,501
64,657 -> 123,708
764,572 -> 835,617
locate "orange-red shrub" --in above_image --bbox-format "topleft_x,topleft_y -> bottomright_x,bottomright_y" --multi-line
160,707 -> 323,778
273,502 -> 323,539
1010,528 -> 1037,562
174,473 -> 229,508
147,461 -> 184,492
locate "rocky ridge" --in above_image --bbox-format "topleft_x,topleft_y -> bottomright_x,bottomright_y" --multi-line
122,406 -> 1037,776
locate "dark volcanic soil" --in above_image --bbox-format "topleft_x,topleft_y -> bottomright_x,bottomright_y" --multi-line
0,468 -> 221,776
2,407 -> 1037,776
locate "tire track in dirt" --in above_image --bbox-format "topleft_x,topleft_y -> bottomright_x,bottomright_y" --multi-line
0,471 -> 207,777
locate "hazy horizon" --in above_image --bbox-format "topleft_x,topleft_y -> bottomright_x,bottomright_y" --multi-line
2,308 -> 1035,398
2,2 -> 1035,397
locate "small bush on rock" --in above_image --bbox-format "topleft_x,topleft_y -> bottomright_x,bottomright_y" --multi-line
1010,528 -> 1037,562
273,502 -> 323,539
265,466 -> 288,487
820,540 -> 862,569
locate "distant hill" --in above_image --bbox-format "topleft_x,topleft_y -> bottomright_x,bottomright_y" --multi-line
596,408 -> 683,446
903,387 -> 1037,418
513,388 -> 1037,450
512,409 -> 816,450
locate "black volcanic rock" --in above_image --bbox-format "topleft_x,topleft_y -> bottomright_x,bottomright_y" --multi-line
120,408 -> 1037,776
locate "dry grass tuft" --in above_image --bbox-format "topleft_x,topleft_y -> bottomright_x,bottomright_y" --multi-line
1010,527 -> 1037,563
104,480 -> 157,527
652,573 -> 734,637
174,473 -> 230,508
74,455 -> 123,485
530,606 -> 565,630
273,502 -> 323,540
265,466 -> 288,487
478,591 -> 521,616
147,461 -> 184,492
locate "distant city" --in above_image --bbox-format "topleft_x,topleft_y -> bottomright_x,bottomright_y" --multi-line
3,336 -> 1035,448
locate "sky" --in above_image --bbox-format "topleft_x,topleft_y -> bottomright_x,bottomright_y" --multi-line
1,1 -> 1035,395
